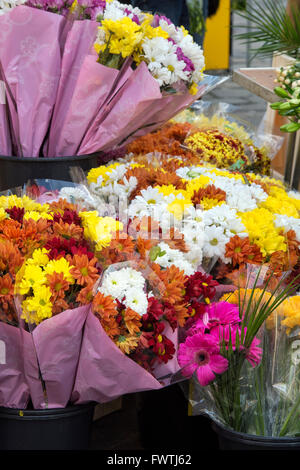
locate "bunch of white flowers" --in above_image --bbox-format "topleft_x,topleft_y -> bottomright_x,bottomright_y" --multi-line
99,267 -> 149,316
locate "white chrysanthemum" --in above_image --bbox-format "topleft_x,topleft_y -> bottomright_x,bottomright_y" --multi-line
100,270 -> 129,301
155,242 -> 195,275
288,190 -> 300,200
124,288 -> 148,316
108,164 -> 128,182
142,36 -> 189,86
203,225 -> 230,259
123,267 -> 146,289
103,1 -> 125,21
59,186 -> 97,208
203,204 -> 238,228
274,214 -> 300,242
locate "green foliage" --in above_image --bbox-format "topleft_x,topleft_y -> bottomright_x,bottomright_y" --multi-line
235,0 -> 300,60
186,0 -> 205,35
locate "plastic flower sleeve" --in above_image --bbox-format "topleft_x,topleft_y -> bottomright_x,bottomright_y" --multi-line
173,99 -> 284,175
72,260 -> 183,404
247,300 -> 300,436
181,265 -> 300,435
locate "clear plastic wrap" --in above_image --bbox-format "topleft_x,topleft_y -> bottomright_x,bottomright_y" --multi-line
181,265 -> 300,436
172,100 -> 284,175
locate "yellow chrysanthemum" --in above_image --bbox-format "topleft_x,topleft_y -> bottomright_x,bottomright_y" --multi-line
167,198 -> 192,220
260,196 -> 298,219
80,211 -> 123,250
26,248 -> 50,267
200,197 -> 225,210
23,211 -> 53,222
185,175 -> 210,194
22,286 -> 53,325
156,185 -> 188,198
87,162 -> 120,185
96,18 -> 144,59
240,208 -> 287,257
189,82 -> 198,96
17,264 -> 47,295
0,207 -> 7,220
281,296 -> 300,334
44,258 -> 75,284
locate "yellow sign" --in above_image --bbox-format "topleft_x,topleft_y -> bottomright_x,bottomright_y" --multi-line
203,0 -> 231,71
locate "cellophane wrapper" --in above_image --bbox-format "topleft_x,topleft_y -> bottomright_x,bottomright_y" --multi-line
173,100 -> 284,166
183,264 -> 300,437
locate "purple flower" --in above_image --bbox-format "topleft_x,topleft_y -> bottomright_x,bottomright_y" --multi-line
124,8 -> 140,25
176,46 -> 195,73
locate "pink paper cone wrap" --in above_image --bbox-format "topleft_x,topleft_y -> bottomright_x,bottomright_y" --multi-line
0,6 -> 65,157
72,309 -> 182,404
47,20 -> 98,156
0,323 -> 30,409
78,62 -> 161,155
31,304 -> 90,409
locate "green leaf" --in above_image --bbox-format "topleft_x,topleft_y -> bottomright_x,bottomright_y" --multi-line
270,102 -> 284,110
280,121 -> 300,132
274,87 -> 291,99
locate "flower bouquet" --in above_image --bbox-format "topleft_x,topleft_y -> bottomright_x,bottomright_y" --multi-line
125,101 -> 283,176
184,265 -> 300,447
0,0 -> 225,164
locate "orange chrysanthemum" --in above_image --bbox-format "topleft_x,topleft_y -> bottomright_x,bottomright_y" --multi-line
225,236 -> 263,268
115,334 -> 140,354
70,254 -> 99,285
53,221 -> 83,240
0,273 -> 14,297
92,291 -> 118,317
52,298 -> 70,315
154,171 -> 187,190
129,216 -> 160,240
150,263 -> 186,305
47,272 -> 70,299
191,184 -> 226,207
123,307 -> 142,336
163,227 -> 189,253
136,236 -> 155,259
49,199 -> 79,214
0,239 -> 24,274
76,282 -> 94,305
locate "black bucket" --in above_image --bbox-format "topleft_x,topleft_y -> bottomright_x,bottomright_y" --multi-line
137,384 -> 219,450
212,421 -> 300,450
0,403 -> 96,450
0,154 -> 101,191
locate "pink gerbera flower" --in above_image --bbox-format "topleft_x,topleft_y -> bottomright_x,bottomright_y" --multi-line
192,301 -> 240,332
210,324 -> 262,368
178,333 -> 228,386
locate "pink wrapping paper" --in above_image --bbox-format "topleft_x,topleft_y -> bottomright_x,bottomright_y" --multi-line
47,20 -> 99,157
19,325 -> 46,409
78,61 -> 161,155
115,82 -> 212,148
30,304 -> 90,409
0,6 -> 65,157
49,57 -> 123,157
71,308 -> 180,404
0,103 -> 11,156
0,323 -> 30,409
